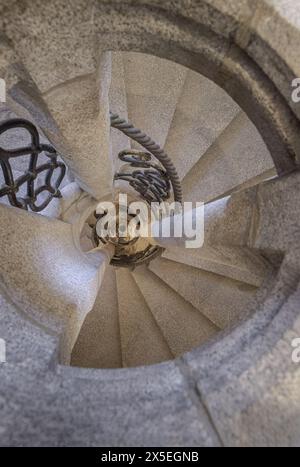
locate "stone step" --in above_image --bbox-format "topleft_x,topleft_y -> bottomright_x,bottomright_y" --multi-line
133,267 -> 219,357
0,289 -> 58,370
80,223 -> 94,252
71,267 -> 122,369
116,269 -> 172,367
248,171 -> 300,255
164,70 -> 239,180
42,52 -> 113,200
182,112 -> 275,204
202,192 -> 257,248
0,203 -> 111,364
1,39 -> 113,200
149,188 -> 260,252
207,168 -> 277,204
123,52 -> 187,149
149,258 -> 257,329
41,182 -> 85,220
162,245 -> 271,287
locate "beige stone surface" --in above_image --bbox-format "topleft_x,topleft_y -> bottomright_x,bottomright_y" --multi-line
182,112 -> 274,204
41,182 -> 83,219
246,0 -> 300,117
0,38 -> 114,200
0,0 -> 97,92
116,269 -> 172,367
186,279 -> 300,447
250,170 -> 300,254
43,53 -> 113,199
162,245 -> 271,287
165,70 -> 239,180
123,52 -> 187,148
133,267 -> 219,357
202,191 -> 257,248
0,0 -> 300,446
100,0 -> 257,41
71,266 -> 122,369
0,204 -> 111,363
150,189 -> 258,251
150,258 -> 257,329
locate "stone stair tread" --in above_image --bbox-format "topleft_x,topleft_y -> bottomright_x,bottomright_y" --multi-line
133,267 -> 219,357
71,267 -> 122,369
164,69 -> 240,180
0,203 -> 105,364
42,52 -> 113,199
116,268 -> 173,367
207,168 -> 277,204
162,245 -> 271,287
182,111 -> 275,204
149,258 -> 257,329
123,52 -> 187,149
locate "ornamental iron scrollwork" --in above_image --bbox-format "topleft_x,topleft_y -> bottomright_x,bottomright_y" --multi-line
0,119 -> 66,212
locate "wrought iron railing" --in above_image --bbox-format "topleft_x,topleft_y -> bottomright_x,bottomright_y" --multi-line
114,149 -> 171,204
110,112 -> 182,203
0,113 -> 182,267
0,119 -> 66,212
94,113 -> 183,267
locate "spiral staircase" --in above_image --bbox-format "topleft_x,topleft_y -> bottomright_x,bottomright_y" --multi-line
0,0 -> 300,447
